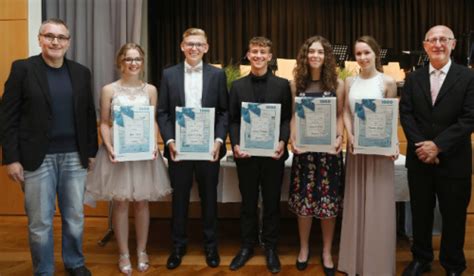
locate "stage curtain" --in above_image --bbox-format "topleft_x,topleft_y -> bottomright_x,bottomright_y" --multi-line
148,0 -> 474,87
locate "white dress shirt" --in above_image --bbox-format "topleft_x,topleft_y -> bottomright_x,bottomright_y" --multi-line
184,60 -> 203,108
429,59 -> 451,90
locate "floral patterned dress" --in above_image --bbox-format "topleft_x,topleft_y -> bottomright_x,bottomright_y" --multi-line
288,81 -> 344,218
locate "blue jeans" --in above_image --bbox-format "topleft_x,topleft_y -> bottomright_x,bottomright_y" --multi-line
23,152 -> 87,275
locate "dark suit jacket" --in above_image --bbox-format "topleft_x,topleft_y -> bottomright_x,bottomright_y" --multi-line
399,62 -> 474,178
0,55 -> 98,171
228,72 -> 292,161
157,62 -> 229,159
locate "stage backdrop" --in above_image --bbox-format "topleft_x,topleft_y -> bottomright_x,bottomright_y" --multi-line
148,0 -> 474,86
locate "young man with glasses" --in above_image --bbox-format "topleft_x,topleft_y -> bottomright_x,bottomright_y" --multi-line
400,25 -> 474,276
157,27 -> 229,269
0,18 -> 98,275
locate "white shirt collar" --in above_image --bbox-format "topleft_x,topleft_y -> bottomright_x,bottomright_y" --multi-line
184,60 -> 203,70
429,59 -> 451,75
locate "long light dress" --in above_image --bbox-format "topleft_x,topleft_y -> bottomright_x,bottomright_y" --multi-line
86,82 -> 172,202
338,73 -> 396,276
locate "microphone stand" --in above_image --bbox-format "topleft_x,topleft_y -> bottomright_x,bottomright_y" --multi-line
463,31 -> 473,67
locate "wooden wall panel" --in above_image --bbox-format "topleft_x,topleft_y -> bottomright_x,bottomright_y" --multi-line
0,0 -> 28,215
0,0 -> 27,20
469,175 -> 474,213
0,20 -> 28,97
0,165 -> 26,215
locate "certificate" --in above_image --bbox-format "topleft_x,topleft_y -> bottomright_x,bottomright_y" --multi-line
240,102 -> 281,157
353,98 -> 398,156
175,107 -> 215,160
294,97 -> 337,153
113,105 -> 155,162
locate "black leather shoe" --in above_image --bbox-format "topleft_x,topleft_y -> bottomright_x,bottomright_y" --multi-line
166,247 -> 187,269
66,266 -> 91,276
445,271 -> 462,276
229,248 -> 254,271
320,253 -> 335,276
295,250 -> 310,271
402,260 -> 431,276
205,247 -> 220,268
265,248 -> 281,274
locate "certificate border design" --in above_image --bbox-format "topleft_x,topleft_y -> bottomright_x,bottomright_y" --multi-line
295,96 -> 337,153
240,102 -> 281,157
353,98 -> 399,156
113,105 -> 155,162
175,106 -> 215,161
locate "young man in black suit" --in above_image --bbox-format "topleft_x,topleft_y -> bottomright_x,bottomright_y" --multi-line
157,28 -> 228,269
228,36 -> 292,274
0,18 -> 98,276
400,25 -> 474,276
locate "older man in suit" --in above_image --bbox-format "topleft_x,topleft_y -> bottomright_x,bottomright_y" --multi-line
228,36 -> 292,274
157,27 -> 228,269
400,25 -> 474,276
0,18 -> 98,276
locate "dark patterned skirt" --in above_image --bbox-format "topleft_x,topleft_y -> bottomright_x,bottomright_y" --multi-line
288,152 -> 344,218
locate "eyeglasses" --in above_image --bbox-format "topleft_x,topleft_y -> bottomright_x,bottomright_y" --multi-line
424,37 -> 455,45
184,42 -> 206,49
123,57 -> 143,64
40,33 -> 70,43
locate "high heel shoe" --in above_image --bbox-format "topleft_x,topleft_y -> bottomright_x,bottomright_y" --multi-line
320,253 -> 336,276
137,251 -> 150,272
119,253 -> 132,275
295,250 -> 310,271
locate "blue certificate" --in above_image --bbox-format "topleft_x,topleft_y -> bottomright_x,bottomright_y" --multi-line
175,107 -> 215,160
240,102 -> 281,157
295,97 -> 337,153
113,105 -> 155,162
353,98 -> 398,156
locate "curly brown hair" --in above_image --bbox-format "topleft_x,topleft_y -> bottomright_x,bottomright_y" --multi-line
293,36 -> 338,93
354,35 -> 383,72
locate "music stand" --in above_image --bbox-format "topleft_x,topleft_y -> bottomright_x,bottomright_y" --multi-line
380,48 -> 389,64
417,53 -> 429,67
332,44 -> 349,67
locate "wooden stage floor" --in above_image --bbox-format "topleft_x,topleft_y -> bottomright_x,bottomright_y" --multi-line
0,215 -> 473,275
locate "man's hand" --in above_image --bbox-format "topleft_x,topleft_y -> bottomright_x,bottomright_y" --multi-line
233,145 -> 250,159
168,142 -> 178,161
7,162 -> 24,183
272,141 -> 285,160
211,140 -> 222,162
415,141 -> 440,164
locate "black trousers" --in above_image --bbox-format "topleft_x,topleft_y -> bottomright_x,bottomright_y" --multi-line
168,160 -> 220,249
235,157 -> 285,249
407,168 -> 471,273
